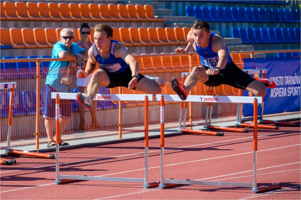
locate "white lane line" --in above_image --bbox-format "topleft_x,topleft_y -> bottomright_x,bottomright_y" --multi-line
0,183 -> 53,193
94,189 -> 154,200
1,130 -> 297,175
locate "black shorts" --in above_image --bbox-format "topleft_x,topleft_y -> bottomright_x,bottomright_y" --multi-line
103,67 -> 145,89
204,61 -> 255,90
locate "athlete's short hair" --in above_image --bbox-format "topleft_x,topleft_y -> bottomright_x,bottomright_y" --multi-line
192,20 -> 210,32
94,24 -> 113,38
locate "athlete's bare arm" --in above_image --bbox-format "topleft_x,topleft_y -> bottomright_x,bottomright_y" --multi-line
206,34 -> 228,75
175,28 -> 196,54
114,42 -> 139,89
78,47 -> 96,79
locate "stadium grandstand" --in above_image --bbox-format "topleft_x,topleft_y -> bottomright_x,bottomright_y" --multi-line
0,0 -> 300,198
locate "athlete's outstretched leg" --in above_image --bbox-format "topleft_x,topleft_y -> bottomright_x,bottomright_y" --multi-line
171,66 -> 207,100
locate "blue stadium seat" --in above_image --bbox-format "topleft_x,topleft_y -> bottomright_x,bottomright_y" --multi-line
224,7 -> 235,21
38,89 -> 46,114
288,28 -> 298,43
281,28 -> 293,43
245,8 -> 255,22
291,9 -> 298,22
260,8 -> 269,22
0,92 -> 9,117
277,52 -> 286,58
274,28 -> 285,43
28,55 -> 39,76
260,28 -> 272,43
265,8 -> 274,22
16,56 -> 33,78
185,6 -> 195,17
294,28 -> 300,42
194,6 -> 204,20
2,56 -> 18,78
253,28 -> 265,43
8,91 -> 26,116
271,8 -> 281,22
277,9 -> 286,22
231,7 -> 241,21
252,8 -> 262,22
246,28 -> 257,43
217,7 -> 226,21
239,7 -> 248,22
296,9 -> 300,22
231,28 -> 240,38
291,52 -> 300,57
201,7 -> 212,21
209,7 -> 219,21
239,28 -> 250,43
285,52 -> 292,58
267,28 -> 279,43
22,90 -> 36,115
40,55 -> 51,77
284,9 -> 294,22
72,88 -> 80,112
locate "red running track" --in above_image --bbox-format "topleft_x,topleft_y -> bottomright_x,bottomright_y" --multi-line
1,120 -> 300,199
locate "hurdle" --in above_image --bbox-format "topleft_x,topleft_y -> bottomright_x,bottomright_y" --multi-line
157,94 -> 281,193
0,82 -> 54,163
179,69 -> 278,135
52,92 -> 153,188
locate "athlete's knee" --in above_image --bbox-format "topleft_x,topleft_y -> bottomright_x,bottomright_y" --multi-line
191,66 -> 207,80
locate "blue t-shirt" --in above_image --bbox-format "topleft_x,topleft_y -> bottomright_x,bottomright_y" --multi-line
45,41 -> 85,92
196,33 -> 232,69
92,40 -> 129,73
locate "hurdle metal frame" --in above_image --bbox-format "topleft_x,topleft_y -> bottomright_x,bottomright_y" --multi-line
52,92 -> 153,188
0,82 -> 16,151
156,94 -> 280,193
179,69 -> 278,134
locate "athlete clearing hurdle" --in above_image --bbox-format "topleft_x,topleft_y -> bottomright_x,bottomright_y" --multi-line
171,20 -> 276,100
76,24 -> 164,109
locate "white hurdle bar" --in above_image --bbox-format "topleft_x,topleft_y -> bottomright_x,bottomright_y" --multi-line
155,94 -> 280,193
51,92 -> 153,188
0,82 -> 17,151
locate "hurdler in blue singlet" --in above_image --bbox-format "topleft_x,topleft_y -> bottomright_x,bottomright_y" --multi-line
195,33 -> 232,69
92,40 -> 129,73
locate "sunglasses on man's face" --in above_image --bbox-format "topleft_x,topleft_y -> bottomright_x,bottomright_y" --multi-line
81,31 -> 90,35
62,36 -> 74,40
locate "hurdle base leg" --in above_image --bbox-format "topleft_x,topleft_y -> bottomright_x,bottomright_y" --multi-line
261,120 -> 298,126
182,129 -> 224,136
237,123 -> 278,130
6,149 -> 55,159
252,183 -> 281,193
204,125 -> 248,133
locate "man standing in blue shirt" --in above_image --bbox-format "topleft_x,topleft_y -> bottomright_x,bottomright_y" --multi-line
44,28 -> 87,148
171,20 -> 276,100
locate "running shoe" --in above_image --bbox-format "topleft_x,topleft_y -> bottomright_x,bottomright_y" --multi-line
170,77 -> 187,100
145,75 -> 166,87
254,77 -> 276,88
76,92 -> 92,110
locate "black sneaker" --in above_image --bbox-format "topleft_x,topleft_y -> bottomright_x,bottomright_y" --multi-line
170,77 -> 187,100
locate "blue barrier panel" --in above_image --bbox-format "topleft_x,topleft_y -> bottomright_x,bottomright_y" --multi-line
243,58 -> 300,116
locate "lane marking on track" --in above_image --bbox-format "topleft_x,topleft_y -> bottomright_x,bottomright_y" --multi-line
0,183 -> 53,193
0,145 -> 299,194
1,130 -> 298,175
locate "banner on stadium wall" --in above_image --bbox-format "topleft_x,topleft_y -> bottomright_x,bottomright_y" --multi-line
242,58 -> 300,116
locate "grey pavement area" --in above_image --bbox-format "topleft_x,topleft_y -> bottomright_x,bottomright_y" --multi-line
0,112 -> 300,156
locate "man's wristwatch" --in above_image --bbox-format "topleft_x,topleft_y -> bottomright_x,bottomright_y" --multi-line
132,75 -> 138,79
215,67 -> 221,71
